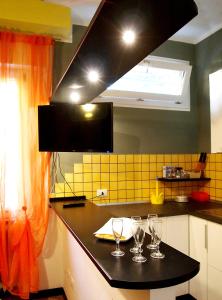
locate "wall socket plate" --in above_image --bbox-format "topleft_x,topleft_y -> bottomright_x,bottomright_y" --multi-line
96,189 -> 108,197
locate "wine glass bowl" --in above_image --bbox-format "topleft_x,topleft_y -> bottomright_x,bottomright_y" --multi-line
147,214 -> 158,250
130,216 -> 142,253
132,220 -> 147,263
150,219 -> 165,259
111,218 -> 125,257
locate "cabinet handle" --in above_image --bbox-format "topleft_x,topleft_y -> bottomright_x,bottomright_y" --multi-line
205,224 -> 208,250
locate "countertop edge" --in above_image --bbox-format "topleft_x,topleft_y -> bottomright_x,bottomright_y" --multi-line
50,201 -> 206,290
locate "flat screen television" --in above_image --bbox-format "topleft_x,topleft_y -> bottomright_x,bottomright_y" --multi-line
38,102 -> 113,152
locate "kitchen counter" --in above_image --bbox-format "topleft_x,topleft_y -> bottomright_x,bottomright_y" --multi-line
98,200 -> 222,225
50,199 -> 207,291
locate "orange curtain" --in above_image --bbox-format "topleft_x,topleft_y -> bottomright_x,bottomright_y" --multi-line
0,31 -> 53,299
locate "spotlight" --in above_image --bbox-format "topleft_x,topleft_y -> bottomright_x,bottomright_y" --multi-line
122,29 -> 136,45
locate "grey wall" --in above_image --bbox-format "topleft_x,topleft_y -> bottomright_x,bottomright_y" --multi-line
52,26 -> 198,173
195,28 -> 222,152
114,40 -> 197,153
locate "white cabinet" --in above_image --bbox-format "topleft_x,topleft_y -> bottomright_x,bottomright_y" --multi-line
146,215 -> 189,297
208,221 -> 222,271
208,266 -> 222,300
207,221 -> 222,300
165,215 -> 189,297
189,216 -> 208,300
189,216 -> 222,300
146,215 -> 189,255
166,215 -> 189,255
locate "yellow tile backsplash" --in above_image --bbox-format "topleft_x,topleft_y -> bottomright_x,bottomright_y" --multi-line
53,153 -> 222,203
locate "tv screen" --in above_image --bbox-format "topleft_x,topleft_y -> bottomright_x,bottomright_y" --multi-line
38,102 -> 113,152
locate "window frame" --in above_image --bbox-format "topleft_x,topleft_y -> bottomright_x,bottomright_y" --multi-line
95,56 -> 192,111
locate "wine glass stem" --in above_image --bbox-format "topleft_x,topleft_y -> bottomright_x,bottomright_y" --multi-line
116,239 -> 120,251
156,243 -> 160,254
138,245 -> 142,258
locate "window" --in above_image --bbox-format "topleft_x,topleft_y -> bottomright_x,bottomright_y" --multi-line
95,56 -> 192,111
0,79 -> 20,211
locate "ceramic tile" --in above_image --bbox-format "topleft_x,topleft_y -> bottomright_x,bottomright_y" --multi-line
64,173 -> 73,182
101,164 -> 109,173
110,164 -> 117,172
126,154 -> 134,163
74,163 -> 83,174
118,154 -> 125,163
92,164 -> 100,173
58,152 -> 222,204
83,154 -> 92,164
101,154 -> 110,163
92,155 -> 100,163
92,173 -> 100,182
110,154 -> 117,163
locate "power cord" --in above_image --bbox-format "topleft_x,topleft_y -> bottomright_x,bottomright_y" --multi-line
51,152 -> 100,201
57,152 -> 77,197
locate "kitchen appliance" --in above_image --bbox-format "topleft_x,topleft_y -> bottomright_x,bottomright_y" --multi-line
191,191 -> 210,202
175,195 -> 189,203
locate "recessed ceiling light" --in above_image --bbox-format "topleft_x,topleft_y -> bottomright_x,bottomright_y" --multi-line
87,70 -> 100,83
122,29 -> 136,45
70,91 -> 81,103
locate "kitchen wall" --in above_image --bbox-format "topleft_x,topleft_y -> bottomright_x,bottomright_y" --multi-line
52,152 -> 222,203
53,26 -> 198,175
111,39 -> 197,154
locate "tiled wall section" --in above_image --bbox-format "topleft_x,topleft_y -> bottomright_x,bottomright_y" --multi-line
53,153 -> 222,203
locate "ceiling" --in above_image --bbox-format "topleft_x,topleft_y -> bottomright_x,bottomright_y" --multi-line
46,0 -> 222,44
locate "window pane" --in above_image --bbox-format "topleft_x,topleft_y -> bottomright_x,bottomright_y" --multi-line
108,64 -> 185,96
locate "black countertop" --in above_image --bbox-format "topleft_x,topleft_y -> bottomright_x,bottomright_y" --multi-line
98,200 -> 222,224
49,199 -> 222,290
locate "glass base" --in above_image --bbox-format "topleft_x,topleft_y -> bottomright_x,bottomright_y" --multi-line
111,250 -> 125,257
147,243 -> 157,250
130,247 -> 143,254
132,255 -> 147,263
150,251 -> 165,259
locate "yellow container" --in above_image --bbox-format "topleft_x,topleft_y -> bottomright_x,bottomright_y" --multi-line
150,180 -> 164,205
150,193 -> 164,205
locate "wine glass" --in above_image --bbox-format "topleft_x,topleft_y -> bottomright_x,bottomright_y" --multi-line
146,214 -> 158,249
130,216 -> 142,253
150,219 -> 165,259
111,218 -> 125,257
132,220 -> 147,263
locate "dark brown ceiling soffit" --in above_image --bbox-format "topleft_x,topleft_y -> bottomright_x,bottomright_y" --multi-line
52,0 -> 198,104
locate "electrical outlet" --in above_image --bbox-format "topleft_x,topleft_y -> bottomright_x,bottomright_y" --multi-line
97,189 -> 108,197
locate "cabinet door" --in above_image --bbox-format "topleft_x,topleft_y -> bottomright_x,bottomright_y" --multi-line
208,266 -> 222,300
208,221 -> 222,271
207,221 -> 222,300
189,216 -> 208,300
166,215 -> 189,296
166,215 -> 189,255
